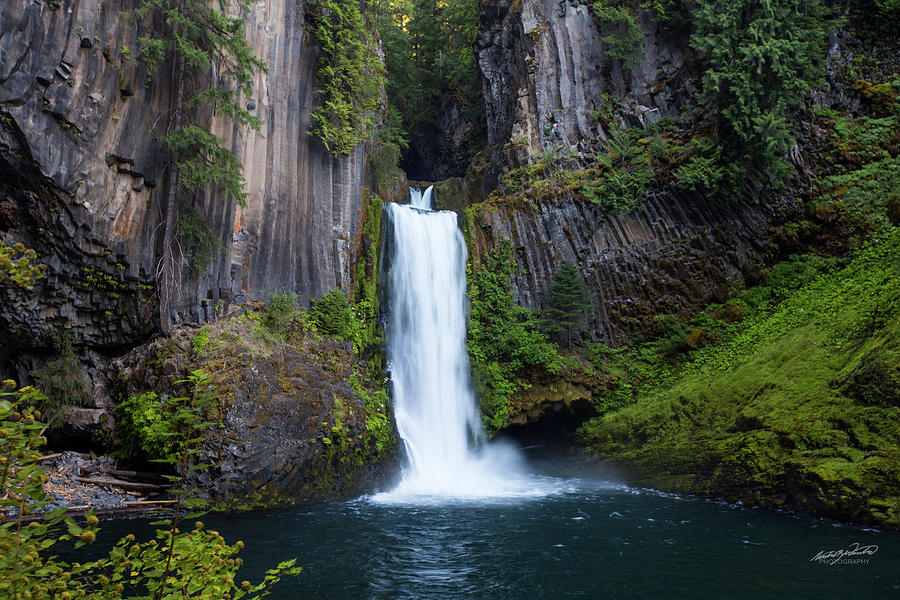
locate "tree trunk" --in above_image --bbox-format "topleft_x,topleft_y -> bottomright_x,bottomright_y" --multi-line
159,49 -> 185,334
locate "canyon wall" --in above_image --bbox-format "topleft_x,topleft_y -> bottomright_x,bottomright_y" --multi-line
0,0 -> 365,357
471,0 -> 774,344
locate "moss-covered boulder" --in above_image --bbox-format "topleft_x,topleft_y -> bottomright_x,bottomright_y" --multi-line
114,315 -> 399,510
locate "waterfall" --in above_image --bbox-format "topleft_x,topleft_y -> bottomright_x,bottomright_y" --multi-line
374,187 -> 562,503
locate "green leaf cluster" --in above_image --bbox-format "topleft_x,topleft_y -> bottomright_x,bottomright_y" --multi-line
311,0 -> 385,154
309,288 -> 361,343
114,391 -> 179,461
592,1 -> 643,69
0,242 -> 46,289
690,0 -> 833,185
136,0 -> 266,206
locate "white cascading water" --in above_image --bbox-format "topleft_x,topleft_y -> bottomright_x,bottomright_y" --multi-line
373,187 -> 563,503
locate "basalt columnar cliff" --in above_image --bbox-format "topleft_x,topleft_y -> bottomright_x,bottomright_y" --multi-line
0,0 -> 364,358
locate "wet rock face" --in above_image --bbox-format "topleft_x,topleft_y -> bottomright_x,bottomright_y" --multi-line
0,0 -> 365,354
476,0 -> 696,188
467,191 -> 772,346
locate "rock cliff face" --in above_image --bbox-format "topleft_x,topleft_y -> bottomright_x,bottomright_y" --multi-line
466,191 -> 771,345
469,0 -> 772,344
476,0 -> 696,188
0,0 -> 365,357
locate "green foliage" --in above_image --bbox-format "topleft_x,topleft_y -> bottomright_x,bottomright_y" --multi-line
167,126 -> 250,207
369,106 -> 409,188
311,0 -> 385,154
0,242 -> 46,289
541,262 -> 592,347
136,0 -> 266,205
583,124 -> 667,211
673,136 -> 729,194
191,325 -> 211,359
467,241 -> 561,433
375,0 -> 483,156
352,191 -> 386,369
30,332 -> 92,427
349,370 -> 395,456
261,293 -> 298,338
690,0 -> 833,184
593,1 -> 643,68
309,288 -> 368,350
177,207 -> 224,271
577,231 -> 900,526
1,372 -> 300,598
114,391 -> 178,461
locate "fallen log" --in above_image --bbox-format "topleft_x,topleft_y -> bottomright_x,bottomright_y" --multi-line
36,452 -> 64,461
74,477 -> 167,491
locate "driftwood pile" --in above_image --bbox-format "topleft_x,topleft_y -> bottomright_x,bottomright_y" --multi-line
37,451 -> 173,516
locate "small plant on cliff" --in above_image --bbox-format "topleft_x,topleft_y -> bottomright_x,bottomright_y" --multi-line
262,293 -> 299,338
30,331 -> 92,427
541,262 -> 592,347
310,0 -> 385,154
309,288 -> 350,337
0,242 -> 46,289
134,0 -> 268,333
1,373 -> 301,598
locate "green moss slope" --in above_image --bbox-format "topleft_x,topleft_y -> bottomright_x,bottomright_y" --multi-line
578,230 -> 900,527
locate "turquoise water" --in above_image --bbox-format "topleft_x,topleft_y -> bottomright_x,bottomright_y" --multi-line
95,475 -> 899,598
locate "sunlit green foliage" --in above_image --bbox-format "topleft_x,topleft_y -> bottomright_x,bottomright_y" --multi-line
1,372 -> 300,598
0,242 -> 46,289
467,241 -> 561,433
115,391 -> 177,460
311,0 -> 385,154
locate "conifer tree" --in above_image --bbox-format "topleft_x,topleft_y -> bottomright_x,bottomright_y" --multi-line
135,0 -> 267,333
541,262 -> 592,347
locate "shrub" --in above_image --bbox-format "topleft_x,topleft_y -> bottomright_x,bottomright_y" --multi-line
262,293 -> 298,337
114,391 -> 178,461
311,0 -> 384,154
593,1 -> 643,69
30,331 -> 92,427
467,241 -> 561,433
309,288 -> 357,340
